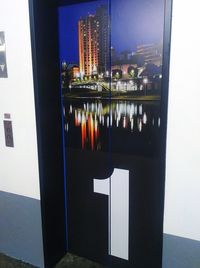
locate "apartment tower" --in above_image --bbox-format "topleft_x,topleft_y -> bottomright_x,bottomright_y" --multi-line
78,5 -> 109,76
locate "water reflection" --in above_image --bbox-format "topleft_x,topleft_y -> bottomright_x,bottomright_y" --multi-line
63,100 -> 161,156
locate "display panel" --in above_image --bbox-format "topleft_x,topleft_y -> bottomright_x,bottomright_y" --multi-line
0,31 -> 8,78
58,0 -> 167,267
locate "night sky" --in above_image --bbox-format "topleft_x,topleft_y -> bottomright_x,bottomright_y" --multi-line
58,0 -> 165,64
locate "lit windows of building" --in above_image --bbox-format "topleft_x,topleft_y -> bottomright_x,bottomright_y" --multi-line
136,43 -> 163,67
78,5 -> 109,76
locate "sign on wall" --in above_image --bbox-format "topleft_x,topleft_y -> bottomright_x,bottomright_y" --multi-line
0,31 -> 8,78
58,0 -> 167,267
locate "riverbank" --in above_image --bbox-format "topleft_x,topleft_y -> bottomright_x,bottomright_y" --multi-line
62,88 -> 161,101
63,93 -> 160,101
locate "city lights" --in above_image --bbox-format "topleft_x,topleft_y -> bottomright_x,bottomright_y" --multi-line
143,78 -> 148,84
60,3 -> 163,99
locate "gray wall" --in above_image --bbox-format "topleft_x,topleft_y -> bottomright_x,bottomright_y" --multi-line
0,191 -> 44,267
163,234 -> 200,268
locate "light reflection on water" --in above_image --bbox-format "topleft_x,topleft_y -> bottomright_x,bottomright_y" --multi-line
63,100 -> 161,153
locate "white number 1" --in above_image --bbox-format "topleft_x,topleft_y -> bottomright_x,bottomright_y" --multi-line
93,168 -> 129,260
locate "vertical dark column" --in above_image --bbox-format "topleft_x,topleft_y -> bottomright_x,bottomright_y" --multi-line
28,0 -> 66,267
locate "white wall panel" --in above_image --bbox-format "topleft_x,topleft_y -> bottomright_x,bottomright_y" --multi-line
0,0 -> 40,200
164,0 -> 200,241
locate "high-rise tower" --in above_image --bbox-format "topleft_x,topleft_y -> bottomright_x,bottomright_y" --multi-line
78,5 -> 109,76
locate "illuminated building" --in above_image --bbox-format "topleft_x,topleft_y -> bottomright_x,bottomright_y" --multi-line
72,66 -> 80,79
136,43 -> 163,66
78,5 -> 109,76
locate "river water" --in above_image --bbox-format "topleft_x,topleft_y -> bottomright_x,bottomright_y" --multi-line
63,99 -> 161,157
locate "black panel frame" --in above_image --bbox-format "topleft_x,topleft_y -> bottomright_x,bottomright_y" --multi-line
28,1 -> 66,267
28,0 -> 173,267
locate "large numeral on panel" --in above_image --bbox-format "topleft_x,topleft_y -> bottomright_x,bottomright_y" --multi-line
93,168 -> 129,260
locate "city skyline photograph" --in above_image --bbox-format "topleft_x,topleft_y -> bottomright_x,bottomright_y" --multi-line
59,2 -> 167,266
59,0 -> 164,64
58,0 -> 165,99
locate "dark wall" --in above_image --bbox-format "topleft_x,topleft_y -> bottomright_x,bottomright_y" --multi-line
29,1 -> 66,267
